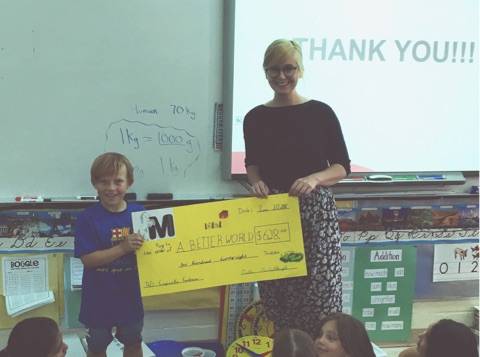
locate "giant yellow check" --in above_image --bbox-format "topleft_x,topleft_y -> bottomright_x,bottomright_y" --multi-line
132,194 -> 306,296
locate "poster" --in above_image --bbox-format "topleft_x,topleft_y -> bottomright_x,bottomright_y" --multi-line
0,210 -> 78,252
2,255 -> 49,295
132,194 -> 307,296
352,246 -> 416,341
341,247 -> 355,315
433,243 -> 479,282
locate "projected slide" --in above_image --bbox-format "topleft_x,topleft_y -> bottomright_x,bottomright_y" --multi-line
229,0 -> 478,175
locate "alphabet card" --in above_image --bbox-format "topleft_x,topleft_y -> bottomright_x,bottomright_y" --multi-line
132,194 -> 306,296
433,243 -> 479,282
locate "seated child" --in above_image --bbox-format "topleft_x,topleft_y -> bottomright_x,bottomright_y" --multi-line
399,319 -> 478,357
314,312 -> 376,357
75,152 -> 145,357
0,317 -> 67,357
272,328 -> 317,357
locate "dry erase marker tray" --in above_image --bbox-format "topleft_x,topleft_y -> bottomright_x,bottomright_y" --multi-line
338,172 -> 466,185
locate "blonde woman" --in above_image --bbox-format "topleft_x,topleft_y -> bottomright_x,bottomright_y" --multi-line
243,39 -> 350,336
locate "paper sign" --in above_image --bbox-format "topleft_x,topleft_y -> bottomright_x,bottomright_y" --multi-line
70,257 -> 83,291
2,255 -> 49,296
341,247 -> 355,315
132,194 -> 306,296
352,246 -> 416,342
433,243 -> 479,282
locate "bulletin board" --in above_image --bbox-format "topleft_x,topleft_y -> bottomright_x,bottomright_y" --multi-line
0,253 -> 62,328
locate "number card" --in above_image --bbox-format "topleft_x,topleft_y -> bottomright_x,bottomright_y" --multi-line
433,243 -> 479,282
132,194 -> 307,296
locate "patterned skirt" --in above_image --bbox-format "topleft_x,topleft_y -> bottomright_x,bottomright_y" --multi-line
258,187 -> 342,337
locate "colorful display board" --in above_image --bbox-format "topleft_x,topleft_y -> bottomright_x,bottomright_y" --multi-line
352,246 -> 416,341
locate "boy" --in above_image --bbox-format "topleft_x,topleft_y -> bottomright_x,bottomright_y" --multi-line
75,152 -> 145,357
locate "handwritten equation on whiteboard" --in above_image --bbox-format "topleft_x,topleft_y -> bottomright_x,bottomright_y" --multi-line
104,119 -> 200,177
134,104 -> 196,121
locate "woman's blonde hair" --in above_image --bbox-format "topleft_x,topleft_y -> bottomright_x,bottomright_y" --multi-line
263,39 -> 304,76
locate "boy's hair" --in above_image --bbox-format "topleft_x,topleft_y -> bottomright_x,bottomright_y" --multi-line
272,328 -> 317,357
4,317 -> 60,357
90,152 -> 134,185
426,319 -> 478,357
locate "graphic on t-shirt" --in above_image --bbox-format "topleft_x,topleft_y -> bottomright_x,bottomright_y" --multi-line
92,226 -> 136,273
111,227 -> 131,243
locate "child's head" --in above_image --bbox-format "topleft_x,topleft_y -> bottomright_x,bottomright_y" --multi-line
418,319 -> 478,357
263,39 -> 304,77
90,152 -> 134,211
315,312 -> 375,357
272,328 -> 317,357
90,152 -> 134,186
3,317 -> 67,357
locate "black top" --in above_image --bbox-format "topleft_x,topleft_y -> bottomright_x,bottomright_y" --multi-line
243,100 -> 351,191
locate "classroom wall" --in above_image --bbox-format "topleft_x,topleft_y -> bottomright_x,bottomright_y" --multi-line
0,0 -> 477,350
0,193 -> 477,345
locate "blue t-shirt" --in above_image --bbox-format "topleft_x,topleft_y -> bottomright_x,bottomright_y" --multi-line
74,202 -> 145,327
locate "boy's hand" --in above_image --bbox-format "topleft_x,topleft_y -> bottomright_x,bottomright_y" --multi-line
121,233 -> 144,253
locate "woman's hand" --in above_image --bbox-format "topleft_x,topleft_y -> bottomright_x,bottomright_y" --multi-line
289,175 -> 318,196
250,180 -> 270,198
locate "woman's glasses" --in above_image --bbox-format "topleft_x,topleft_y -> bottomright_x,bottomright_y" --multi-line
265,65 -> 298,78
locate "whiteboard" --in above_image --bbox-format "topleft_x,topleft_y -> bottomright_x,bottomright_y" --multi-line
0,0 -> 241,199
